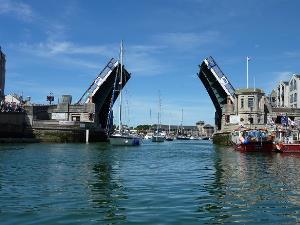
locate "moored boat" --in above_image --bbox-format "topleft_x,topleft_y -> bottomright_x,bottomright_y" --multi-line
231,128 -> 274,152
176,135 -> 190,140
109,133 -> 140,146
275,129 -> 300,153
165,136 -> 174,141
107,41 -> 141,146
152,134 -> 165,142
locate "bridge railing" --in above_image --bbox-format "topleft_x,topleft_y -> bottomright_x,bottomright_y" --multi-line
206,56 -> 236,98
77,58 -> 118,104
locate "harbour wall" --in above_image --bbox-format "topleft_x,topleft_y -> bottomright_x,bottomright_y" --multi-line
0,111 -> 107,143
212,132 -> 232,146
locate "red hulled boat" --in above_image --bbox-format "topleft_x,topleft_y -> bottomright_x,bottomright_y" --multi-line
231,128 -> 274,152
274,130 -> 300,153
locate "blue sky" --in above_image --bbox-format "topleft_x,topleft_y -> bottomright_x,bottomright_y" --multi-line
1,0 -> 300,126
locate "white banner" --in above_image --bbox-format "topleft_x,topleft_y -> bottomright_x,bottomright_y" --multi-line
52,113 -> 67,120
230,115 -> 240,124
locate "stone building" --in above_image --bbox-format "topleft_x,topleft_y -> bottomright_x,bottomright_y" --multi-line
268,89 -> 277,107
203,124 -> 214,137
288,74 -> 300,108
196,120 -> 205,136
276,81 -> 290,107
0,47 -> 5,102
221,88 -> 271,131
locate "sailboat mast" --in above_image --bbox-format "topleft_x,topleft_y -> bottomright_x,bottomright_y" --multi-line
181,108 -> 183,133
157,91 -> 161,133
119,41 -> 123,133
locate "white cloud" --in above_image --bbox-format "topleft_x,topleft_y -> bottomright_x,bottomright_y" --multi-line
18,41 -> 114,57
0,0 -> 33,21
284,51 -> 300,58
154,31 -> 220,51
14,40 -> 170,75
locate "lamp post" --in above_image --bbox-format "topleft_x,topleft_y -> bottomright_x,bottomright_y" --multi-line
47,92 -> 54,105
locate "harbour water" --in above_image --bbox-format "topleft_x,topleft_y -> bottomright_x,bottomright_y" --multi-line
1,141 -> 300,224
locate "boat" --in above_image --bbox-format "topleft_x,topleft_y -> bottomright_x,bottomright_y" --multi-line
275,129 -> 300,153
165,136 -> 174,141
231,128 -> 274,152
176,109 -> 190,140
152,92 -> 164,143
108,41 -> 140,146
110,132 -> 141,146
144,133 -> 153,140
176,135 -> 190,140
201,136 -> 210,140
152,134 -> 165,142
165,122 -> 174,141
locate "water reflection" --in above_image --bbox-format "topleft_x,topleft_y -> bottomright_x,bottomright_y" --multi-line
197,147 -> 300,224
88,150 -> 127,223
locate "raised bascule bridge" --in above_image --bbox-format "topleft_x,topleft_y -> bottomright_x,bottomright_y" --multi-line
77,58 -> 131,130
17,58 -> 132,142
198,56 -> 237,130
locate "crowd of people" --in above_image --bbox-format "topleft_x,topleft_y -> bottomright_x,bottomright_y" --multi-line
0,101 -> 24,112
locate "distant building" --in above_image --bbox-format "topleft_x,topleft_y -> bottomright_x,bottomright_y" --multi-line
272,74 -> 300,109
0,47 -> 5,102
288,74 -> 300,108
276,81 -> 289,107
268,89 -> 277,107
196,120 -> 205,136
203,124 -> 214,137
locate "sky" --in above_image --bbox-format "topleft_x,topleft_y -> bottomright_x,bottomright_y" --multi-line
1,0 -> 300,126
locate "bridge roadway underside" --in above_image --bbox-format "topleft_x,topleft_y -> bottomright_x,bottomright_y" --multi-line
198,62 -> 229,130
92,64 -> 130,129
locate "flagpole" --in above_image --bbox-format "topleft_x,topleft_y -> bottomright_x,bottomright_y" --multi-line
246,56 -> 249,89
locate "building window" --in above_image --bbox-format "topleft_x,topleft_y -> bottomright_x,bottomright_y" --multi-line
294,80 -> 297,90
248,97 -> 254,108
241,98 -> 244,109
248,115 -> 253,124
290,94 -> 293,103
225,115 -> 230,123
294,93 -> 297,102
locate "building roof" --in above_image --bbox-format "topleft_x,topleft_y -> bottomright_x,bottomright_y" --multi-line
203,124 -> 214,128
235,88 -> 264,95
196,120 -> 205,125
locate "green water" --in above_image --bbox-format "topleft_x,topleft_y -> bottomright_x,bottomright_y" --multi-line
0,140 -> 300,224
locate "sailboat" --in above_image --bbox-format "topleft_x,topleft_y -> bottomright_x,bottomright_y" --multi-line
108,41 -> 141,146
165,118 -> 174,141
176,108 -> 190,140
152,92 -> 165,142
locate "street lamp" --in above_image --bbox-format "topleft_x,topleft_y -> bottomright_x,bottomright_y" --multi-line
47,92 -> 54,105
